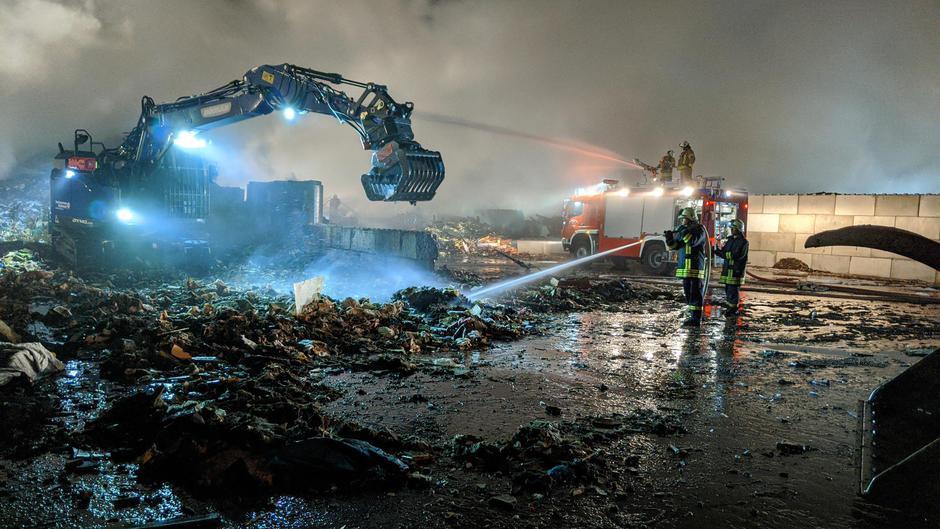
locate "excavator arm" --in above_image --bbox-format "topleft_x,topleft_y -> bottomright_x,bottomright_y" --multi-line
117,64 -> 444,203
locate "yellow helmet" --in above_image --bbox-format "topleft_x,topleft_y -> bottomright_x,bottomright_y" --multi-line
677,207 -> 697,221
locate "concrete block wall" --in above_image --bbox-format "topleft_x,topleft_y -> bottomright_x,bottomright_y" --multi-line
746,193 -> 939,284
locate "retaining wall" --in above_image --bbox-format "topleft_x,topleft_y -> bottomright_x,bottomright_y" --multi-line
746,194 -> 940,284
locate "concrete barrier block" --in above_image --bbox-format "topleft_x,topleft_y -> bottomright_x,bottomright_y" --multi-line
748,250 -> 775,268
834,195 -> 875,216
762,195 -> 799,214
895,216 -> 940,239
812,254 -> 851,274
775,252 -> 813,268
831,246 -> 871,257
871,248 -> 908,259
919,195 -> 940,217
747,213 -> 779,233
875,195 -> 919,216
758,232 -> 795,252
853,215 -> 896,227
794,233 -> 831,254
814,215 -> 854,232
849,257 -> 892,278
515,240 -> 566,254
890,259 -> 936,283
778,214 -> 815,233
746,232 -> 763,249
748,194 -> 764,214
798,194 -> 836,215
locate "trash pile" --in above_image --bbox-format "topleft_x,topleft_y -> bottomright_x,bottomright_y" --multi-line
773,257 -> 812,272
510,277 -> 676,312
0,243 -> 682,502
0,169 -> 49,243
426,218 -> 521,258
453,411 -> 685,500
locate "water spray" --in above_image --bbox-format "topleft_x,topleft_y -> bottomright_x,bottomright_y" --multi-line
465,239 -> 645,301
418,112 -> 643,170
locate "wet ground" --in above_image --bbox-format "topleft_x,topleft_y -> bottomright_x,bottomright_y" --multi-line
0,261 -> 937,528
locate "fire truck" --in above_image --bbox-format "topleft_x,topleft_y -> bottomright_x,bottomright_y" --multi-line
561,178 -> 748,274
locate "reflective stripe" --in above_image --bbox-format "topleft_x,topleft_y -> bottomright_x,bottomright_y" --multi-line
677,268 -> 706,278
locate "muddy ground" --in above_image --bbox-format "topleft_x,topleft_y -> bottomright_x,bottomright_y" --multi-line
0,250 -> 937,529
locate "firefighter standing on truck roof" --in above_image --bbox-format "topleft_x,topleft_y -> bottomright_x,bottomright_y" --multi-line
677,141 -> 695,184
657,150 -> 676,184
716,219 -> 748,317
665,207 -> 708,327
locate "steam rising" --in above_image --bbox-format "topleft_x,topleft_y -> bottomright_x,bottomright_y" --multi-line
1,0 -> 937,220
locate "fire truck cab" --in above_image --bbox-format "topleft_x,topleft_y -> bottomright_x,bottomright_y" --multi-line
561,178 -> 748,275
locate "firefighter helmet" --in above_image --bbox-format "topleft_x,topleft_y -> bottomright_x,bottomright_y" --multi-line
667,149 -> 674,156
677,207 -> 697,222
730,219 -> 745,232
680,141 -> 690,149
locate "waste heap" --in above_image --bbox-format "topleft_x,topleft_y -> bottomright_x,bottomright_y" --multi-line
0,246 -> 675,497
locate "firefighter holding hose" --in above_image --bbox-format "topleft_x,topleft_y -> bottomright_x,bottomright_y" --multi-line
716,219 -> 748,317
665,207 -> 708,327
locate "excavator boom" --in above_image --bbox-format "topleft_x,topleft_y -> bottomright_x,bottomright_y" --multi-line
118,63 -> 444,202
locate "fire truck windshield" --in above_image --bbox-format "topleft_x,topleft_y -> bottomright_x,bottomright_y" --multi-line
564,201 -> 584,218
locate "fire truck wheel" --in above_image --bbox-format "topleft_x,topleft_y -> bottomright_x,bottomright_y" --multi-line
571,238 -> 592,258
641,242 -> 671,275
611,256 -> 630,270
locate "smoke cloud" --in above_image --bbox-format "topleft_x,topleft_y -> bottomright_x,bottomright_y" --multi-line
1,0 -> 937,219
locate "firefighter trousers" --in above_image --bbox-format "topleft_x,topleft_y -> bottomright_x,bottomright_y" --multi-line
682,278 -> 703,322
725,284 -> 740,310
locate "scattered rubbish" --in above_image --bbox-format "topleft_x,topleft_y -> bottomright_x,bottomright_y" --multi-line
126,514 -> 222,529
776,441 -> 813,455
292,276 -> 325,316
0,342 -> 64,387
488,494 -> 517,511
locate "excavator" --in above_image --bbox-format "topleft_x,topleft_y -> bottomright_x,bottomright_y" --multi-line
49,63 -> 445,268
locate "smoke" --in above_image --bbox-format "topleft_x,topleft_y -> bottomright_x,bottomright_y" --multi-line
221,250 -> 444,302
0,0 -> 937,218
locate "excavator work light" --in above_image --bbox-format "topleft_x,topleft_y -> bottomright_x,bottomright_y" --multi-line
173,130 -> 206,149
115,208 -> 135,223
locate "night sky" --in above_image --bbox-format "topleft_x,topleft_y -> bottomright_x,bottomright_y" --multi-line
1,0 -> 936,217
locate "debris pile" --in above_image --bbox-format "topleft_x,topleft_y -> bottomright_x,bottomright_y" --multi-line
773,257 -> 812,272
453,411 -> 685,498
426,218 -> 523,258
0,169 -> 48,243
511,277 -> 676,311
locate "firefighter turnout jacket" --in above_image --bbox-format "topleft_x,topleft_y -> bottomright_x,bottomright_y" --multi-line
717,234 -> 748,285
677,147 -> 695,169
666,223 -> 708,279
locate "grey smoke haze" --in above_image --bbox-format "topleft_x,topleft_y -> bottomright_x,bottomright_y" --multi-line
1,0 -> 937,219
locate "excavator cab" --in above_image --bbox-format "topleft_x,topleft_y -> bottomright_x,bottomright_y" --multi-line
361,141 -> 444,203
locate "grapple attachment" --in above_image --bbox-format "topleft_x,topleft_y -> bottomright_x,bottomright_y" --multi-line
361,141 -> 444,202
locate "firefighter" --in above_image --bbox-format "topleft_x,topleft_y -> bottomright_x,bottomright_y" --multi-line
677,141 -> 695,184
716,219 -> 748,316
657,150 -> 676,184
665,207 -> 708,326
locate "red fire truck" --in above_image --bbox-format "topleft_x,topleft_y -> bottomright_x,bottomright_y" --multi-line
561,178 -> 748,274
